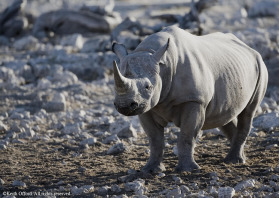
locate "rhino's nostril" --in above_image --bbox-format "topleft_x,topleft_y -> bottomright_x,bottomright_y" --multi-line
130,102 -> 138,110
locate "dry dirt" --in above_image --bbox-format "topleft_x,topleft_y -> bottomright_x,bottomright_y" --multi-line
0,125 -> 278,197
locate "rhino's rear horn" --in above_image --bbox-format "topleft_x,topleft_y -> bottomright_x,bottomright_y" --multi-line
153,38 -> 170,63
112,42 -> 128,62
113,60 -> 131,93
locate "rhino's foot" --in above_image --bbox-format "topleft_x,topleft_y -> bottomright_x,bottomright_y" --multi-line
224,154 -> 246,164
175,161 -> 200,173
141,162 -> 166,174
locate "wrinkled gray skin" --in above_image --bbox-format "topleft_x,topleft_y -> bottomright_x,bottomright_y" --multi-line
112,26 -> 268,173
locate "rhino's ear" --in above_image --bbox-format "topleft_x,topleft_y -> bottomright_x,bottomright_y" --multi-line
153,38 -> 170,63
112,42 -> 128,62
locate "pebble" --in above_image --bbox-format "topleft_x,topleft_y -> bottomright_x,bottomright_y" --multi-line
43,92 -> 66,112
234,179 -> 256,192
80,137 -> 97,146
60,34 -> 84,50
265,144 -> 278,150
271,174 -> 279,181
98,185 -> 110,195
172,175 -> 183,184
253,112 -> 279,131
0,144 -> 7,150
167,187 -> 181,197
103,134 -> 120,144
107,142 -> 127,155
218,187 -> 235,198
158,173 -> 165,178
63,123 -> 81,135
70,185 -> 94,195
0,121 -> 7,132
109,120 -> 137,138
0,178 -> 5,185
181,185 -> 191,194
0,1 -> 278,198
12,180 -> 26,187
111,184 -> 122,193
124,179 -> 147,195
13,35 -> 39,51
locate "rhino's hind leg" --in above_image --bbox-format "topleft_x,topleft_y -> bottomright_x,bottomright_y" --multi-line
139,113 -> 166,174
219,118 -> 238,144
219,118 -> 247,163
222,116 -> 248,164
224,102 -> 259,164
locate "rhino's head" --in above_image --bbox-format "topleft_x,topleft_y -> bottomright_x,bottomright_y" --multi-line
112,39 -> 169,116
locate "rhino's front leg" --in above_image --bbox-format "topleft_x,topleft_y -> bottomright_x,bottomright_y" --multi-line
139,112 -> 166,174
176,102 -> 205,172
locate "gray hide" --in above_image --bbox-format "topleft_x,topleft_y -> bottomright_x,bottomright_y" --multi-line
112,26 -> 268,173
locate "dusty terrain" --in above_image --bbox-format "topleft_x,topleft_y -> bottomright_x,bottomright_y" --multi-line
0,0 -> 279,197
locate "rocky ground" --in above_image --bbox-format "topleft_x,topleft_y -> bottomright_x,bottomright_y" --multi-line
0,0 -> 279,197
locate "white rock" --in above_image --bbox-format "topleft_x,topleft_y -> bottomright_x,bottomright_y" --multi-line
234,8 -> 248,19
266,144 -> 278,150
271,174 -> 279,182
167,187 -> 181,197
19,128 -> 36,139
0,121 -> 7,132
37,78 -> 52,89
0,178 -> 4,185
52,70 -> 79,86
63,123 -> 81,135
111,184 -> 121,193
218,187 -> 235,198
12,180 -> 26,187
124,179 -> 147,195
81,35 -> 110,53
107,142 -> 127,155
10,112 -> 25,120
103,134 -> 120,144
13,35 -> 39,51
0,144 -> 7,150
203,128 -> 223,136
98,185 -> 110,195
110,119 -> 137,138
81,185 -> 94,193
70,186 -> 83,195
172,175 -> 183,184
208,186 -> 217,195
270,181 -> 279,192
43,92 -> 66,112
234,179 -> 256,192
158,173 -> 165,178
80,137 -> 97,146
181,185 -> 191,194
60,34 -> 84,49
253,112 -> 279,131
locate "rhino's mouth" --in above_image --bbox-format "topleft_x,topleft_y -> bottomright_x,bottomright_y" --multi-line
115,103 -> 147,116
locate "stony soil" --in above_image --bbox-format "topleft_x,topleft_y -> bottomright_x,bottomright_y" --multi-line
0,0 -> 279,197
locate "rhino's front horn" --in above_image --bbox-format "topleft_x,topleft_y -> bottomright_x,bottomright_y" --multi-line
113,60 -> 131,93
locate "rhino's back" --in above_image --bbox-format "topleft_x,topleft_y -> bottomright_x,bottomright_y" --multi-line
197,32 -> 265,128
151,27 -> 266,129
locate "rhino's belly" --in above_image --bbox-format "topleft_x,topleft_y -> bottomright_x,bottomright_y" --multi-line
202,87 -> 255,130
